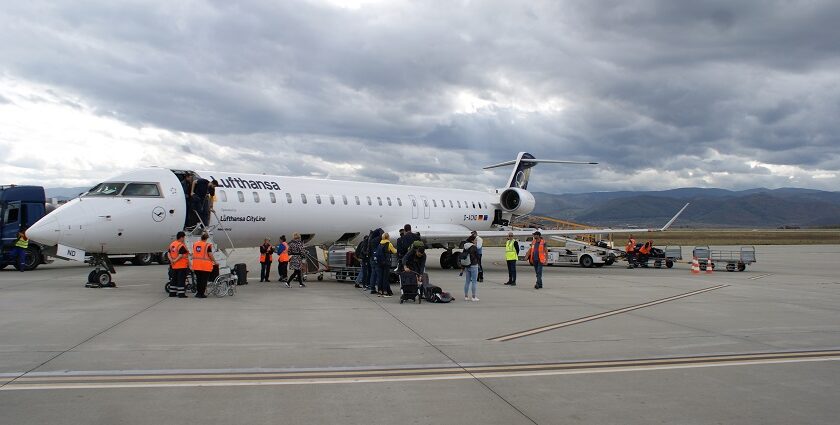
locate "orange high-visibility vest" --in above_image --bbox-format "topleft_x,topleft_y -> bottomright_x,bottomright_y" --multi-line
259,244 -> 272,263
639,242 -> 652,255
169,240 -> 189,270
192,240 -> 213,272
625,239 -> 636,252
278,242 -> 290,262
528,240 -> 547,265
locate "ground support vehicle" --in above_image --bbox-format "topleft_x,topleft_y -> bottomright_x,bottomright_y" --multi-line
692,246 -> 756,272
518,240 -> 614,268
630,245 -> 682,269
1,185 -> 52,270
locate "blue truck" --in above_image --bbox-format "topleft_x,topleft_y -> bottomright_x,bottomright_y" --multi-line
1,185 -> 53,270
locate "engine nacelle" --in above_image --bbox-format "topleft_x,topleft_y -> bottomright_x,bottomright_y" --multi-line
499,188 -> 536,216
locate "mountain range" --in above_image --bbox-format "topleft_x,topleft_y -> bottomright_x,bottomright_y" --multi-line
533,188 -> 840,228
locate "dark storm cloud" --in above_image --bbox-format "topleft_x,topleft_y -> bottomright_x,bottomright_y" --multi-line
1,0 -> 839,191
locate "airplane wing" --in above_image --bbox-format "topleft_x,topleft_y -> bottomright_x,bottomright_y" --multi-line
416,203 -> 689,241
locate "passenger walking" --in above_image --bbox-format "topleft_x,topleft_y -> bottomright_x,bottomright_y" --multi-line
374,233 -> 397,297
9,231 -> 29,272
503,232 -> 520,286
625,235 -> 637,269
168,231 -> 190,298
191,232 -> 216,298
395,228 -> 408,272
285,233 -> 306,288
259,238 -> 274,282
354,234 -> 370,289
276,235 -> 289,282
208,179 -> 219,216
471,230 -> 484,282
181,174 -> 195,228
461,235 -> 480,301
367,228 -> 383,294
527,231 -> 548,289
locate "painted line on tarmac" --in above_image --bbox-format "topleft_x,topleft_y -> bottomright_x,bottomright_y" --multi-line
749,274 -> 774,280
489,284 -> 729,342
2,350 -> 837,391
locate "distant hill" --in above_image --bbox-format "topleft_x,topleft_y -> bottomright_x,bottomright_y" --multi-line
533,188 -> 840,228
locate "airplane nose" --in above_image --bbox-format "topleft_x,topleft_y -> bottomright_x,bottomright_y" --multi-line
27,216 -> 61,246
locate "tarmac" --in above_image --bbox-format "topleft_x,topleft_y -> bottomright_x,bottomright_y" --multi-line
1,245 -> 839,424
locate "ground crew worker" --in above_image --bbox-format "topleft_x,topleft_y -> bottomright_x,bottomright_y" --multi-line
503,232 -> 520,286
9,231 -> 29,272
638,240 -> 653,267
527,231 -> 548,289
168,231 -> 190,298
276,235 -> 289,282
625,235 -> 637,269
259,238 -> 274,282
192,232 -> 216,298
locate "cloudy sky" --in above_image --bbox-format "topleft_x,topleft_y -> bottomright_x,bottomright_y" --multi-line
1,0 -> 838,193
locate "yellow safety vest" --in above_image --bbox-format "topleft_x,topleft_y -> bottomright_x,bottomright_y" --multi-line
15,237 -> 29,249
505,240 -> 518,261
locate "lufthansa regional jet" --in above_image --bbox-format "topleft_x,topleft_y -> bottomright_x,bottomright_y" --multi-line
25,152 -> 687,285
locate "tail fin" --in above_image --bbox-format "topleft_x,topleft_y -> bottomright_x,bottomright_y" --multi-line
483,152 -> 597,190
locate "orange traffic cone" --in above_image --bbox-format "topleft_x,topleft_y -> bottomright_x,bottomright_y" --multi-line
691,257 -> 700,274
706,258 -> 714,274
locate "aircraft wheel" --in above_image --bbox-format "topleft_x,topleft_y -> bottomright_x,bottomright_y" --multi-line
88,270 -> 98,283
580,255 -> 594,268
132,253 -> 153,266
439,251 -> 451,269
449,251 -> 461,269
95,270 -> 112,287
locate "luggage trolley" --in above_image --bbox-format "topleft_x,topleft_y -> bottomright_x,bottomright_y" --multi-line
325,245 -> 361,283
693,246 -> 756,272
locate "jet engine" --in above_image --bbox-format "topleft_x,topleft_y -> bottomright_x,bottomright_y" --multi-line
499,187 -> 536,216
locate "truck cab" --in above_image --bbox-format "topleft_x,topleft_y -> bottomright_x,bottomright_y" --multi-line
1,185 -> 49,270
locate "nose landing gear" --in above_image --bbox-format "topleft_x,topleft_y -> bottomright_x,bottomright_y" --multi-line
85,254 -> 117,288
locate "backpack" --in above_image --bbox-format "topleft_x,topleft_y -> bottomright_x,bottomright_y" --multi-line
373,243 -> 389,267
458,250 -> 471,267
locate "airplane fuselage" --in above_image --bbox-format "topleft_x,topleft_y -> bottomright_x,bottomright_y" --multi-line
30,168 -> 501,254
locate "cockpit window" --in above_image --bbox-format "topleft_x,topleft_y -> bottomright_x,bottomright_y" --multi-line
122,183 -> 161,197
86,183 -> 125,196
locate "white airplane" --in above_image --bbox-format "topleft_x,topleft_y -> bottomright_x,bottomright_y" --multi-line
26,152 -> 687,285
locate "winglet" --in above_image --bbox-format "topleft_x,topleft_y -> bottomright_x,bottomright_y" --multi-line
660,203 -> 689,231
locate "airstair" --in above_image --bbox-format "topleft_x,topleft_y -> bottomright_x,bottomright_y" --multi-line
176,210 -> 240,297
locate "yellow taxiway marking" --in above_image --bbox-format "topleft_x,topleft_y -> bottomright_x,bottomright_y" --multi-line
2,350 -> 837,391
489,284 -> 728,342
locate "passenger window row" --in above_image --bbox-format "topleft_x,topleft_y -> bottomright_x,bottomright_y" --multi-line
216,190 -> 488,209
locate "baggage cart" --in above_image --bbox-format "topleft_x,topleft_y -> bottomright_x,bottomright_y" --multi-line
692,246 -> 756,272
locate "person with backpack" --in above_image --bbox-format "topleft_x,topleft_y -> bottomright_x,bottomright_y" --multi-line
354,234 -> 370,289
373,232 -> 397,297
460,235 -> 480,301
367,229 -> 383,294
285,233 -> 306,288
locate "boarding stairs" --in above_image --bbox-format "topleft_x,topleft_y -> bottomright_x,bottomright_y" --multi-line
179,210 -> 239,297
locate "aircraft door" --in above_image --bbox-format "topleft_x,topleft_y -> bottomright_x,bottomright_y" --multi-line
408,195 -> 419,220
419,195 -> 430,219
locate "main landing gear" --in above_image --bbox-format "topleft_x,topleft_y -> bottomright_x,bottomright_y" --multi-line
439,250 -> 461,269
86,254 -> 117,288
